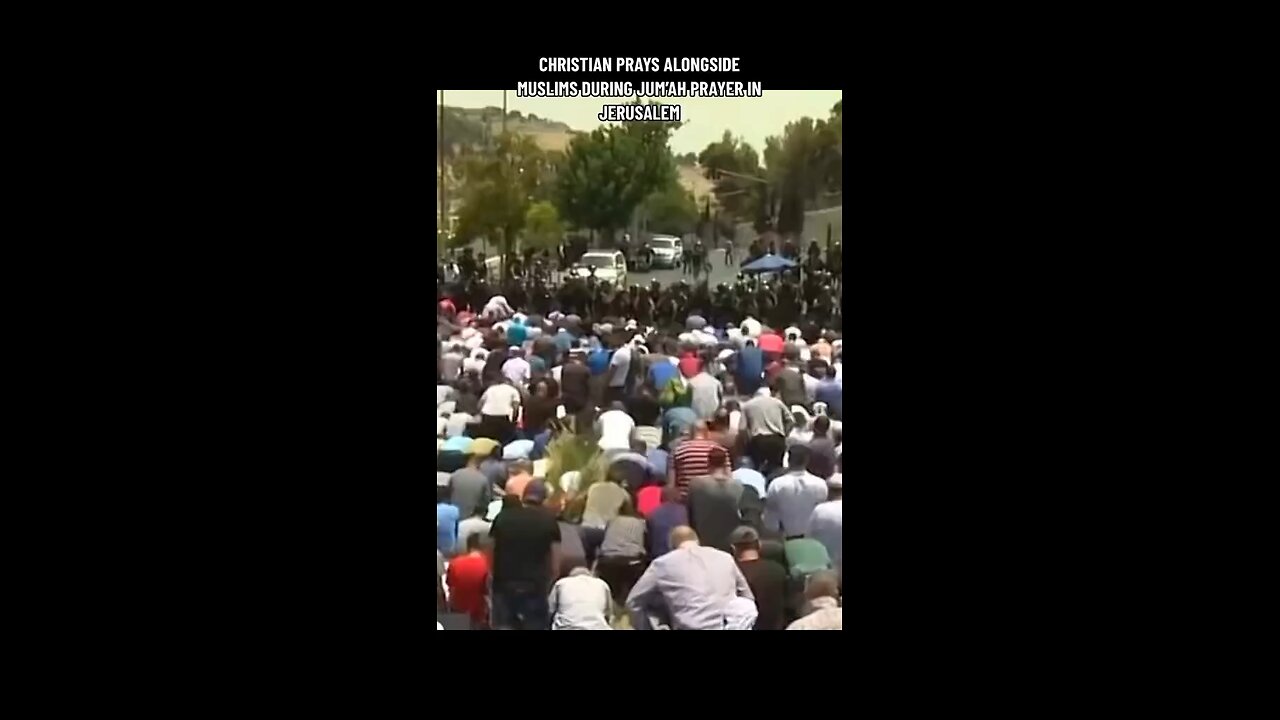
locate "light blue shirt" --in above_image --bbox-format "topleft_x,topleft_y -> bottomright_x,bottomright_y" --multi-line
732,468 -> 767,498
436,503 -> 460,556
808,499 -> 842,571
625,543 -> 754,630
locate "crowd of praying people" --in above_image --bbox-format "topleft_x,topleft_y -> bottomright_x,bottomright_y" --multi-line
436,276 -> 844,630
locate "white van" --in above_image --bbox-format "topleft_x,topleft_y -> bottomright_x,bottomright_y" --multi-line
568,251 -> 627,285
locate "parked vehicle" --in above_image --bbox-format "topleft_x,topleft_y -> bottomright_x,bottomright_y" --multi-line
567,251 -> 628,285
647,235 -> 683,268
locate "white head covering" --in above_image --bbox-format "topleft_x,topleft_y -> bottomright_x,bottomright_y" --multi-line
559,470 -> 582,495
740,318 -> 763,339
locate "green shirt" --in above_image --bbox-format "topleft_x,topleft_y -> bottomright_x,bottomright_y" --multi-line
784,538 -> 831,580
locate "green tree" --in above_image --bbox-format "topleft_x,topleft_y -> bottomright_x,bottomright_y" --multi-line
523,201 -> 564,251
555,100 -> 682,245
698,131 -> 766,225
641,182 -> 699,237
452,133 -> 548,277
761,111 -> 843,236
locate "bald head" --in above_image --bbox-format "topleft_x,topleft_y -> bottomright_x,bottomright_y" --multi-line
669,526 -> 699,548
805,570 -> 840,601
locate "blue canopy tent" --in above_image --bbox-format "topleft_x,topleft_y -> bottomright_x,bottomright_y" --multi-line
740,253 -> 798,273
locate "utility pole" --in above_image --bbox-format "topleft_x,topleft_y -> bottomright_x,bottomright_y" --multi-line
439,90 -> 446,255
500,89 -> 509,281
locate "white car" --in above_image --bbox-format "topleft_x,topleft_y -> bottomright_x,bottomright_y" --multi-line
647,236 -> 683,268
569,251 -> 628,285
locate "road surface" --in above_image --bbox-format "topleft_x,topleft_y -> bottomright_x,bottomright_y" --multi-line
623,249 -> 744,288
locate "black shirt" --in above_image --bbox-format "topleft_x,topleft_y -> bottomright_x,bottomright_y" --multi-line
806,437 -> 837,479
776,367 -> 808,409
625,393 -> 662,426
490,504 -> 561,590
737,557 -> 788,630
560,362 -> 591,406
524,395 -> 559,435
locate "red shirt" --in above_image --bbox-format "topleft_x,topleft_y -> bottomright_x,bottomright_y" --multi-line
671,438 -> 733,501
637,486 -> 663,517
758,333 -> 785,355
446,551 -> 491,627
678,354 -> 702,378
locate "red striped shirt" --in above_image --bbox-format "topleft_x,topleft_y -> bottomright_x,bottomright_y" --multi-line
671,439 -> 732,500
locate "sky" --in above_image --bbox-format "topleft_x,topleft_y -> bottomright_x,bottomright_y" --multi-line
439,90 -> 842,155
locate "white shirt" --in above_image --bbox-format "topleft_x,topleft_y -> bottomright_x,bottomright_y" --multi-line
482,296 -> 513,320
803,373 -> 820,403
765,471 -> 829,536
808,498 -> 842,570
501,357 -> 531,386
446,412 -> 474,438
608,346 -> 632,388
597,409 -> 636,451
479,383 -> 521,418
549,570 -> 614,630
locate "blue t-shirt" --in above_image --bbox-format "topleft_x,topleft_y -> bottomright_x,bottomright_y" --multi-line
531,429 -> 553,460
737,346 -> 764,394
507,324 -> 528,346
649,360 -> 678,389
663,407 -> 699,445
436,503 -> 460,556
646,448 -> 669,479
647,502 -> 690,558
554,331 -> 574,354
588,349 -> 611,376
816,379 -> 842,420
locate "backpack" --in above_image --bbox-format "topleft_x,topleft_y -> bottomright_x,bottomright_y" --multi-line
658,376 -> 691,408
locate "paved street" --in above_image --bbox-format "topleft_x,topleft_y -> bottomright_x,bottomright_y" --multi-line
625,248 -> 743,288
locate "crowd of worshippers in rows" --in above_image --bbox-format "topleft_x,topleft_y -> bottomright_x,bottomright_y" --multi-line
436,263 -> 842,334
435,296 -> 843,630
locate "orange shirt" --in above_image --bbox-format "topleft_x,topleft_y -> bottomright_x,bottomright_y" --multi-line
505,473 -> 533,500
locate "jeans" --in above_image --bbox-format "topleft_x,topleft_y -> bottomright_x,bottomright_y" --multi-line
491,584 -> 550,630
